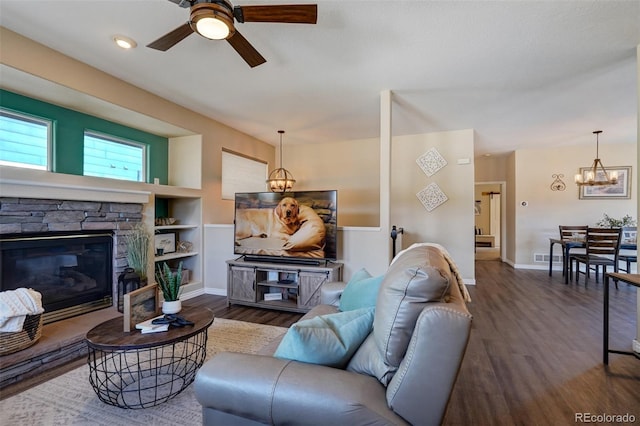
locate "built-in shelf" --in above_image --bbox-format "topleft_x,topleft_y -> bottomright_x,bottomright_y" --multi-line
155,224 -> 198,231
154,251 -> 199,262
152,194 -> 202,296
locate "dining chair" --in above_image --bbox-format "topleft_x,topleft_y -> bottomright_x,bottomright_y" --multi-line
559,225 -> 588,241
558,225 -> 587,279
569,227 -> 622,286
618,226 -> 637,273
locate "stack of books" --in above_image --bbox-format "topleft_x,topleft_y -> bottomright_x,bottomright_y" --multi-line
136,315 -> 169,334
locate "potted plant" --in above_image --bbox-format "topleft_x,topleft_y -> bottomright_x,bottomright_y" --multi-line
156,261 -> 183,314
124,223 -> 151,284
596,214 -> 636,228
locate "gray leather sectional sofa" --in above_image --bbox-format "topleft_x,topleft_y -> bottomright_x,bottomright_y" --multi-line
195,244 -> 472,425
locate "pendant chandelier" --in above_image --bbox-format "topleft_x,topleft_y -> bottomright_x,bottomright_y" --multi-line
267,130 -> 296,192
574,130 -> 618,186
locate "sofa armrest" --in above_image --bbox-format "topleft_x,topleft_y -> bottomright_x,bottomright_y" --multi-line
320,281 -> 346,306
386,303 -> 472,425
194,352 -> 408,425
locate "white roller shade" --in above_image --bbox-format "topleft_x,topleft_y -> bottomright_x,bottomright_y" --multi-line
221,150 -> 268,200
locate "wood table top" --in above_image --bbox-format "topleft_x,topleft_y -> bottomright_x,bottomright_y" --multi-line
86,305 -> 214,350
607,273 -> 640,288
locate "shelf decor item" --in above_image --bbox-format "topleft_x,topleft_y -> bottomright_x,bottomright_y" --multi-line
156,261 -> 183,314
155,217 -> 177,226
155,232 -> 176,255
177,240 -> 193,253
124,223 -> 151,283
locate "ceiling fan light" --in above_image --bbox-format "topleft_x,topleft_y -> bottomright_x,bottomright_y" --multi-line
190,3 -> 235,40
196,16 -> 230,39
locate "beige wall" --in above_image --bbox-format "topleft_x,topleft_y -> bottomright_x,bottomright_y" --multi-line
390,130 -> 476,281
267,128 -> 477,281
475,141 -> 637,269
513,142 -> 637,267
284,138 -> 381,227
475,154 -> 509,182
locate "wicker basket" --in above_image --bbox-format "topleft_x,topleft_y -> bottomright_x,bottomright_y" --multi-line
0,314 -> 43,356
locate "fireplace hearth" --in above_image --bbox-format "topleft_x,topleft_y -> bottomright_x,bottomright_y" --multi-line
0,231 -> 114,324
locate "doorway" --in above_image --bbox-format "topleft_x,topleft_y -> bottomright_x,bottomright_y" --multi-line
474,182 -> 505,261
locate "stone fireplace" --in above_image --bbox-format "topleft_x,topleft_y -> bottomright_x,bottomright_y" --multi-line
0,197 -> 145,323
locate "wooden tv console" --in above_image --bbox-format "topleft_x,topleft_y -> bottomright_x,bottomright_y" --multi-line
226,258 -> 343,313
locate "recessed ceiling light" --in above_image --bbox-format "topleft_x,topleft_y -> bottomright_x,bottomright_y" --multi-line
113,35 -> 137,49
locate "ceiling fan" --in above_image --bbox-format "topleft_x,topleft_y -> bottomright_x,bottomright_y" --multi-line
147,0 -> 318,67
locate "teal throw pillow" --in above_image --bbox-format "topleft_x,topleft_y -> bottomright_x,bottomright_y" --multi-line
339,268 -> 384,312
274,307 -> 374,368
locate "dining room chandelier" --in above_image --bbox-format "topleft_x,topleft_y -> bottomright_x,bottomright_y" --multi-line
574,130 -> 618,186
266,130 -> 296,193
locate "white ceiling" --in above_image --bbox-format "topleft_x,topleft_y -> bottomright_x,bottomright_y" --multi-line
0,0 -> 638,156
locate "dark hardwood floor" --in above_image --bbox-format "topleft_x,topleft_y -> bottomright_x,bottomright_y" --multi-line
3,260 -> 639,424
443,260 -> 639,425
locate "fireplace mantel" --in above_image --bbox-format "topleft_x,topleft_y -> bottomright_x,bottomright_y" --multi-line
0,167 -> 151,204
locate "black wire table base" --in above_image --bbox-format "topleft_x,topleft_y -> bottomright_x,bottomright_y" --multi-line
87,329 -> 208,409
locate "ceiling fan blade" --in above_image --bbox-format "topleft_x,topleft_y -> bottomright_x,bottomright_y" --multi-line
147,23 -> 194,51
235,4 -> 317,24
227,30 -> 266,68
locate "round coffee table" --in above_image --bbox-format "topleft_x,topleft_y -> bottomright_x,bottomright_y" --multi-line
86,305 -> 214,409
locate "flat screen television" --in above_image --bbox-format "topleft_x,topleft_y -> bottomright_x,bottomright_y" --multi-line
234,190 -> 337,264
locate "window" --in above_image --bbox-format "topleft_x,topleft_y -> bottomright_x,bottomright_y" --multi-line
222,150 -> 268,200
84,131 -> 146,182
0,109 -> 51,170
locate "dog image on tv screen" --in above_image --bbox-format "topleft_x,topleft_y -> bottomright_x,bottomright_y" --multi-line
234,192 -> 336,259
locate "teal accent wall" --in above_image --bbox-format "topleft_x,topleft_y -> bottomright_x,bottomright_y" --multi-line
0,89 -> 168,183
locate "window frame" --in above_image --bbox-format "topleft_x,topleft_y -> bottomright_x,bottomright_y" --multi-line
0,107 -> 52,171
83,130 -> 147,182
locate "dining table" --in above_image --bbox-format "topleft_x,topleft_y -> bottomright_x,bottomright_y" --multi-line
603,272 -> 640,364
549,238 -> 636,284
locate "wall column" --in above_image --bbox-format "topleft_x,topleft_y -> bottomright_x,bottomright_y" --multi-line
380,90 -> 392,262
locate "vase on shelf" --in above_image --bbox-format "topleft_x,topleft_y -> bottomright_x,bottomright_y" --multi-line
162,299 -> 182,314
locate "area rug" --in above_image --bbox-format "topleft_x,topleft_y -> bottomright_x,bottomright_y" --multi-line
0,318 -> 287,426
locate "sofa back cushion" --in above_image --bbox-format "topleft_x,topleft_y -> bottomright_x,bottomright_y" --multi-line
347,245 -> 452,385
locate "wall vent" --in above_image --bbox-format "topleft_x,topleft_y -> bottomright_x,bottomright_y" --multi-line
534,253 -> 561,263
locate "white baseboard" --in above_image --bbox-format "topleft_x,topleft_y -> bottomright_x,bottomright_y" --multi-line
633,339 -> 640,354
205,288 -> 227,296
179,288 -> 205,301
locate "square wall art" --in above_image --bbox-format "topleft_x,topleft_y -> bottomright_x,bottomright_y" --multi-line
416,148 -> 447,177
416,183 -> 448,212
